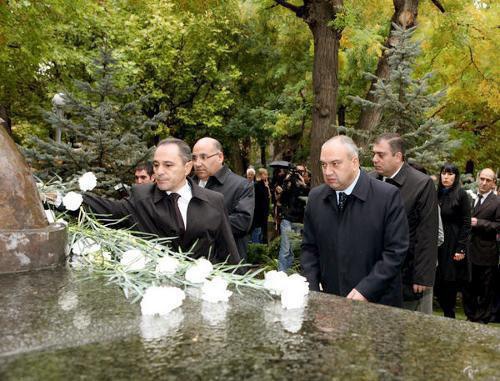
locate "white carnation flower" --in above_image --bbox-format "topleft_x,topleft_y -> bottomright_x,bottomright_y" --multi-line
185,258 -> 213,284
201,276 -> 232,303
69,255 -> 85,269
120,249 -> 148,271
54,192 -> 63,207
156,256 -> 180,276
72,237 -> 101,256
263,270 -> 289,296
63,191 -> 83,211
56,218 -> 68,226
140,286 -> 186,316
78,172 -> 97,192
281,274 -> 309,310
44,209 -> 56,223
102,251 -> 112,261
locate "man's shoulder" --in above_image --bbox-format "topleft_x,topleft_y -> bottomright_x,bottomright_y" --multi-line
404,165 -> 433,187
308,184 -> 331,200
366,173 -> 398,194
194,185 -> 225,204
484,192 -> 500,208
226,169 -> 248,187
364,170 -> 398,192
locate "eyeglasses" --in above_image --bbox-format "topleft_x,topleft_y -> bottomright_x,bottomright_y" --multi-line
192,152 -> 220,161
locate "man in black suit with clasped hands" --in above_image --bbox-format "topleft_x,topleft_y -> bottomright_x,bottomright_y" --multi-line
301,135 -> 409,307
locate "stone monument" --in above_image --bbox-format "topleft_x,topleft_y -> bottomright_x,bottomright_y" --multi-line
0,122 -> 67,274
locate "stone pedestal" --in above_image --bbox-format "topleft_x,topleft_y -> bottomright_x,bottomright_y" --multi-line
0,223 -> 67,274
0,125 -> 67,273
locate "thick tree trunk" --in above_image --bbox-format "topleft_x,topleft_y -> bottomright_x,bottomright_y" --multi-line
356,0 -> 419,132
305,0 -> 342,186
275,0 -> 341,185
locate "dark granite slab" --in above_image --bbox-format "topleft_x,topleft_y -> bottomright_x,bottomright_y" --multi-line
0,268 -> 499,380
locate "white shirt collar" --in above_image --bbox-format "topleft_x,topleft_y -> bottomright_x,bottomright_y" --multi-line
382,163 -> 404,181
478,190 -> 492,199
336,169 -> 360,201
167,180 -> 191,199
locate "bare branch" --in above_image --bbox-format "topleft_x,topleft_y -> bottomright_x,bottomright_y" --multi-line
274,0 -> 302,15
430,0 -> 445,13
468,45 -> 486,79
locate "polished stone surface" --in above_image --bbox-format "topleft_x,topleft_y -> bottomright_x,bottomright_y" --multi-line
0,269 -> 499,380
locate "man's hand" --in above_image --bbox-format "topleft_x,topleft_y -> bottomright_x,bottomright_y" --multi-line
346,288 -> 367,301
471,217 -> 477,226
412,284 -> 430,293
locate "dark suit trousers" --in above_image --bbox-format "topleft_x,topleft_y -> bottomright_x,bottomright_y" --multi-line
463,263 -> 497,323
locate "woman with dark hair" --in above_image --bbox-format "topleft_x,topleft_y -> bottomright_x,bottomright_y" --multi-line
435,163 -> 472,318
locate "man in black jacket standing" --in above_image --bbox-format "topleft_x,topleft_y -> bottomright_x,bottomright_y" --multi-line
464,168 -> 499,323
82,138 -> 240,265
372,133 -> 438,312
192,137 -> 254,261
301,135 -> 409,307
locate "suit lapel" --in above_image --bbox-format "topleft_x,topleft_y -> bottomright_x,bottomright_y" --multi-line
474,192 -> 494,216
152,189 -> 182,238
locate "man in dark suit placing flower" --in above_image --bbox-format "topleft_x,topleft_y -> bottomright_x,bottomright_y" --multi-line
82,138 -> 240,265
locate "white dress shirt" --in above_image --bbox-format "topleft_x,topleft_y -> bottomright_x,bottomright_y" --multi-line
336,170 -> 361,203
167,181 -> 192,229
475,190 -> 492,208
382,163 -> 404,182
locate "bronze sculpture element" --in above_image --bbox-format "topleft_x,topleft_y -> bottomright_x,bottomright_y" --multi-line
0,123 -> 67,273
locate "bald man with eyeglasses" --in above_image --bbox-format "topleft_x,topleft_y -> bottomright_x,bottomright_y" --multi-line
192,137 -> 255,261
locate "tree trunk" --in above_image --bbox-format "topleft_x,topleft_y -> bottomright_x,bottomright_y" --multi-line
0,104 -> 12,136
260,142 -> 267,167
275,0 -> 342,186
356,0 -> 419,133
304,0 -> 343,186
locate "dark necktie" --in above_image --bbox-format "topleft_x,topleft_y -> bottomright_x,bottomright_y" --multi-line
474,194 -> 483,213
337,192 -> 348,212
167,193 -> 185,234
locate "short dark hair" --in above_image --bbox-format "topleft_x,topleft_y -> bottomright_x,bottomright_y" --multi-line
135,161 -> 154,176
375,133 -> 405,159
157,137 -> 192,164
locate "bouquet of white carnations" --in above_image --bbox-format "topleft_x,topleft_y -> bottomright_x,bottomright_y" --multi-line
38,172 -> 310,319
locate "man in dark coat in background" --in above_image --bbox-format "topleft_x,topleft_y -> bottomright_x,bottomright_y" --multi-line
82,138 -> 241,265
464,168 -> 500,323
301,136 -> 409,307
192,137 -> 254,261
371,133 -> 439,313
